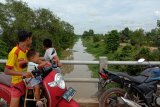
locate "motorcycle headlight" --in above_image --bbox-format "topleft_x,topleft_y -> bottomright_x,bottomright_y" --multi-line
48,73 -> 65,89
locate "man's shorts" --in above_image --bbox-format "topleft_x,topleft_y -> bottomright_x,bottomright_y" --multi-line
11,81 -> 25,98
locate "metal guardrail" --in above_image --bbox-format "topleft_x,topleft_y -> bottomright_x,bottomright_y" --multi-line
0,59 -> 7,64
64,78 -> 99,82
1,57 -> 160,83
1,59 -> 160,65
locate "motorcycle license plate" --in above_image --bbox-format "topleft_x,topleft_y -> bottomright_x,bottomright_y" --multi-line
62,87 -> 76,102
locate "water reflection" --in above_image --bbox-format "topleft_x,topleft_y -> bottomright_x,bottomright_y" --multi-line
61,38 -> 98,98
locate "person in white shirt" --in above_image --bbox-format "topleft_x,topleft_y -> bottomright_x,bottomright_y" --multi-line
43,39 -> 62,73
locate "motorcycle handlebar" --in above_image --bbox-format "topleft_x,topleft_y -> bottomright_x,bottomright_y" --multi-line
102,68 -> 109,74
31,69 -> 41,77
31,66 -> 53,78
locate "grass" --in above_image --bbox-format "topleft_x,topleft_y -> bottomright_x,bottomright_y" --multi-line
82,38 -> 120,78
83,39 -> 106,77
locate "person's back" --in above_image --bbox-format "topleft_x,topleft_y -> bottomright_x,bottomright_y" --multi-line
43,39 -> 58,61
44,47 -> 57,61
43,39 -> 62,73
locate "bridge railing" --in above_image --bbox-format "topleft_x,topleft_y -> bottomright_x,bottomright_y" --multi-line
1,57 -> 160,83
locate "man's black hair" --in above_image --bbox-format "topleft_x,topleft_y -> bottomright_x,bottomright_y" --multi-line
18,30 -> 32,42
43,39 -> 52,48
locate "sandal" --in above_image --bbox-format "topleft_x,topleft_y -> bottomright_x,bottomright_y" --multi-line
36,100 -> 44,107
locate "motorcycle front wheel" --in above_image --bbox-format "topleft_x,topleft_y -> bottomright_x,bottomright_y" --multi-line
99,88 -> 125,107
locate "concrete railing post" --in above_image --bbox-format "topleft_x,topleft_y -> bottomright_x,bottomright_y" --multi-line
98,57 -> 108,90
99,56 -> 108,71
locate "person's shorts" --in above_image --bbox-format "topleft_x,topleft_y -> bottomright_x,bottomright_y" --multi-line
11,81 -> 25,98
26,76 -> 42,87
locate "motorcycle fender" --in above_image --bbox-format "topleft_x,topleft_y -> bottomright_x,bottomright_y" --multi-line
0,84 -> 11,104
57,99 -> 80,107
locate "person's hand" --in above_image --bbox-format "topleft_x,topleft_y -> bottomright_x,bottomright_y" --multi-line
53,57 -> 62,67
22,72 -> 34,78
57,62 -> 62,67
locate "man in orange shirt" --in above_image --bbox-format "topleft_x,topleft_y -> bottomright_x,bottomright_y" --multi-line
4,30 -> 33,107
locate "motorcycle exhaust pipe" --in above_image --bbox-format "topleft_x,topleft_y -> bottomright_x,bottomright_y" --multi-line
120,97 -> 142,107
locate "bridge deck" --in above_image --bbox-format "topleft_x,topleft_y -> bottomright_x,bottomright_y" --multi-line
76,98 -> 99,107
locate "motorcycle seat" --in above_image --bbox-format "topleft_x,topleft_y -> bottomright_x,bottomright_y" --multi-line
115,72 -> 148,84
0,72 -> 12,87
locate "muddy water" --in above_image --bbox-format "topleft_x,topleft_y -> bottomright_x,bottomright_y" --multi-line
63,38 -> 98,99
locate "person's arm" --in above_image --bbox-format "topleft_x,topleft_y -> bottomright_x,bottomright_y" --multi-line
37,61 -> 47,68
39,57 -> 45,61
4,68 -> 31,78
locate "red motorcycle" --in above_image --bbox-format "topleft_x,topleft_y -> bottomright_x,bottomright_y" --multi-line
0,65 -> 80,107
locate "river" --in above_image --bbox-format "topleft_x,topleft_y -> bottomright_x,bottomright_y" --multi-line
63,38 -> 98,99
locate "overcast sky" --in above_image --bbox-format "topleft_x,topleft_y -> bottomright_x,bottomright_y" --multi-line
1,0 -> 160,34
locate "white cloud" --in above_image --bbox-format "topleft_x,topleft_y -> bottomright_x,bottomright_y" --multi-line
0,0 -> 160,34
154,10 -> 160,17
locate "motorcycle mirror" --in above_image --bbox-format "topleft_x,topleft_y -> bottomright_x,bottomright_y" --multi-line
138,58 -> 145,63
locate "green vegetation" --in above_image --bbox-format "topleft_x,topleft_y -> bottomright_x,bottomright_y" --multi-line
0,0 -> 76,52
0,0 -> 75,51
0,0 -> 77,71
105,30 -> 120,53
0,39 -> 8,71
82,26 -> 160,77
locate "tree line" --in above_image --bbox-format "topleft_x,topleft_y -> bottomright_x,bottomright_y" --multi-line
0,0 -> 77,71
82,24 -> 160,76
0,0 -> 76,59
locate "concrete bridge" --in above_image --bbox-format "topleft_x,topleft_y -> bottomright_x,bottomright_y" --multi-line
1,57 -> 160,107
